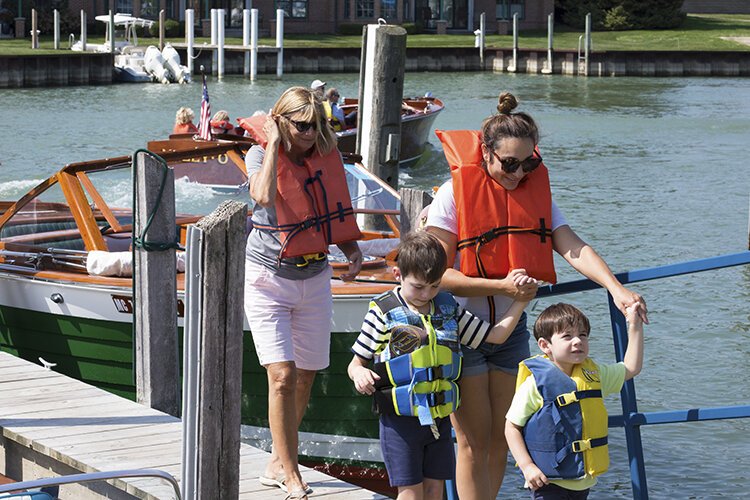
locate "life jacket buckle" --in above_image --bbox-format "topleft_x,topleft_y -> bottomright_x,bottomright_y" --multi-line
428,391 -> 446,407
555,392 -> 578,407
571,439 -> 591,453
300,218 -> 318,230
296,252 -> 327,267
478,229 -> 498,245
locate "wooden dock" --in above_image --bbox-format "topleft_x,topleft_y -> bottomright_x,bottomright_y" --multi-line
0,352 -> 386,499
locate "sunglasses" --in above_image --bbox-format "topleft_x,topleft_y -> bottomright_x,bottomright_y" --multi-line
490,149 -> 543,174
286,117 -> 317,133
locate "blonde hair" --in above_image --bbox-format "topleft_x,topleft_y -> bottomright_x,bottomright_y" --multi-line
175,107 -> 195,125
212,110 -> 229,122
271,86 -> 336,156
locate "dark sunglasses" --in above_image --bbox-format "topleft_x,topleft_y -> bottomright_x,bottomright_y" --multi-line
490,149 -> 543,174
286,117 -> 317,133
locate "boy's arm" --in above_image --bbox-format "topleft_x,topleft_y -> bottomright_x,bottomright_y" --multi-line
485,270 -> 534,344
347,355 -> 380,395
623,303 -> 645,380
505,420 -> 549,491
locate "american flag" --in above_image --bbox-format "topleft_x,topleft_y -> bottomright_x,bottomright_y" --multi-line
198,74 -> 212,140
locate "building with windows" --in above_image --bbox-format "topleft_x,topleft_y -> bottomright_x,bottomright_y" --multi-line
66,0 -> 552,34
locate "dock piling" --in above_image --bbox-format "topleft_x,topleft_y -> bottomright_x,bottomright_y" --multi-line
182,201 -> 246,499
276,9 -> 284,78
133,151 -> 180,417
30,9 -> 38,49
108,10 -> 115,54
159,9 -> 165,51
218,8 -> 225,77
399,188 -> 433,235
53,9 -> 59,50
242,9 -> 250,76
186,9 -> 194,76
211,9 -> 217,75
250,9 -> 259,80
542,13 -> 553,74
507,13 -> 518,72
80,10 -> 86,51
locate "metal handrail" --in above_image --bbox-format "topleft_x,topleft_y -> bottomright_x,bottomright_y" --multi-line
0,469 -> 181,499
445,250 -> 750,500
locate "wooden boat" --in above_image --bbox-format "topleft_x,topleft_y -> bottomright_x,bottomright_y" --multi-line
334,95 -> 444,167
0,138 -> 402,494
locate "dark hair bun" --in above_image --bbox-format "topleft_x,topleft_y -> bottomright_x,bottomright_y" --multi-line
497,92 -> 518,115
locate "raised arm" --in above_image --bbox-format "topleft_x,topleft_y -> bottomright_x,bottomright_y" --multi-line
623,303 -> 645,380
426,226 -> 538,301
552,225 -> 649,323
485,271 -> 535,344
248,116 -> 281,208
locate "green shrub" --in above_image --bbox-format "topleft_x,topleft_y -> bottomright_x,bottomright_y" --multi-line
556,0 -> 684,30
400,22 -> 418,34
152,18 -> 182,37
337,23 -> 365,36
602,5 -> 632,31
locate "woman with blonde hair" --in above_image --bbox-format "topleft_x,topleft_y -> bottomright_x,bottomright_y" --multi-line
426,91 -> 648,499
239,86 -> 363,500
172,106 -> 198,134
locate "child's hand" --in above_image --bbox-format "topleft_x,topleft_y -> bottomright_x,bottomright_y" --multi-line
351,366 -> 380,395
625,302 -> 644,327
509,269 -> 538,294
520,463 -> 549,491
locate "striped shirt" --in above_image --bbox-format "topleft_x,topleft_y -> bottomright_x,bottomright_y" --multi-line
351,287 -> 492,361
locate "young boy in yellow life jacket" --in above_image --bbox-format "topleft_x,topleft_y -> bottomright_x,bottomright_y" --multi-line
347,231 -> 535,500
505,302 -> 645,499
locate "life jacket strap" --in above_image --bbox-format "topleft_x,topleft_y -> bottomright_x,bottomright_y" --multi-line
556,436 -> 608,464
295,252 -> 327,267
555,389 -> 602,407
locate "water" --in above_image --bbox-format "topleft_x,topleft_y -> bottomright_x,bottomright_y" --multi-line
1,73 -> 749,498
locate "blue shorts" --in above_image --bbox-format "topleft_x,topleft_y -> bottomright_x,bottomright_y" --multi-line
461,312 -> 530,377
379,414 -> 455,487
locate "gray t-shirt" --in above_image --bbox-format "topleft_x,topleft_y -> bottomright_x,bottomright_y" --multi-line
245,145 -> 328,280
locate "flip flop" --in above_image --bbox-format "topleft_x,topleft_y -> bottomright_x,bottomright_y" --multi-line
258,474 -> 313,495
285,489 -> 308,500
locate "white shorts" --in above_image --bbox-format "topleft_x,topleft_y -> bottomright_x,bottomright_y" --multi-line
244,259 -> 333,371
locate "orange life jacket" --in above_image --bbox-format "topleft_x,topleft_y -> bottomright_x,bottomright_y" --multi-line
173,122 -> 199,134
436,129 -> 557,285
239,115 -> 362,260
210,119 -> 235,133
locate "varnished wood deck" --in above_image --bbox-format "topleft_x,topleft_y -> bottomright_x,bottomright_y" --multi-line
0,352 -> 386,499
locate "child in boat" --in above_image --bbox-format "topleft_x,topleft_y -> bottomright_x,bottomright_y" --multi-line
505,302 -> 645,499
173,107 -> 198,134
347,231 -> 535,499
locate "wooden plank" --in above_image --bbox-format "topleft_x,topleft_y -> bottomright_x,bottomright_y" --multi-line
399,187 -> 433,235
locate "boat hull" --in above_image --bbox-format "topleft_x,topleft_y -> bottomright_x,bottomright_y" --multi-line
0,272 -> 385,475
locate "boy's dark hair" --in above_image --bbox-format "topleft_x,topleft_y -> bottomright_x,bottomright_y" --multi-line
395,231 -> 447,283
533,303 -> 591,341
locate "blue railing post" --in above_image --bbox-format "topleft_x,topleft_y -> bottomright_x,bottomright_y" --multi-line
607,294 -> 648,500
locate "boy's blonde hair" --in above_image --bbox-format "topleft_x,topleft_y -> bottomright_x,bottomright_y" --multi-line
533,303 -> 591,342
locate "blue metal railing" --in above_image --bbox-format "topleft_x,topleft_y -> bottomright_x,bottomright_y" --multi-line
445,250 -> 750,500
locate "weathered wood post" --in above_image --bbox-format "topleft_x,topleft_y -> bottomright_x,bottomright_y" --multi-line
181,201 -> 246,500
356,23 -> 407,229
399,188 -> 433,235
133,151 -> 180,416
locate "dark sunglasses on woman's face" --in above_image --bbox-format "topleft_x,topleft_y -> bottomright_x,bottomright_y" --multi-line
287,117 -> 317,133
491,149 -> 543,174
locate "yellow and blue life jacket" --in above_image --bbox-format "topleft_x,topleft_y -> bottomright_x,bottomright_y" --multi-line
371,290 -> 462,426
517,355 -> 610,479
322,100 -> 343,131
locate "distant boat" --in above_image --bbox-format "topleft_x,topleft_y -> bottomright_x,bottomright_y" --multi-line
335,95 -> 444,167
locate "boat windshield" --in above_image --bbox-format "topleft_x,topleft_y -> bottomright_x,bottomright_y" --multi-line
344,163 -> 399,213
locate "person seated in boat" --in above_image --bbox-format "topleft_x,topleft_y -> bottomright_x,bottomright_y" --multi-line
173,107 -> 199,135
323,88 -> 348,131
347,231 -> 534,500
210,110 -> 237,135
505,302 -> 645,499
240,86 -> 363,500
401,101 -> 425,115
310,79 -> 326,98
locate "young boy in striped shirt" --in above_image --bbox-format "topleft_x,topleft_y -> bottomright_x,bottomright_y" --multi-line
347,231 -> 534,500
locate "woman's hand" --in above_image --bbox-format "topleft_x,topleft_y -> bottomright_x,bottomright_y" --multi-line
611,285 -> 649,324
263,114 -> 281,147
337,242 -> 362,282
503,268 -> 539,301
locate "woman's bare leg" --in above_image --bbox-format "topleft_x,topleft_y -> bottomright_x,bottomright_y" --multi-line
487,370 -> 517,497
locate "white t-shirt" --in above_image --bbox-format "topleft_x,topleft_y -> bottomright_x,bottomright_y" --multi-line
425,179 -> 568,322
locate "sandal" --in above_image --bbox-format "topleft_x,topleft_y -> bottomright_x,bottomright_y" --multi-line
285,489 -> 308,500
259,473 -> 313,495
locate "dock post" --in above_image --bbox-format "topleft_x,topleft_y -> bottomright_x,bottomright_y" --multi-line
186,9 -> 194,76
478,12 -> 485,68
242,9 -> 250,76
250,9 -> 259,80
276,9 -> 284,78
217,8 -> 225,78
80,10 -> 86,51
583,12 -> 591,76
53,9 -> 59,50
507,12 -> 518,72
399,188 -> 433,235
181,201 -> 246,500
211,8 -> 217,75
356,23 -> 406,230
109,10 -> 115,54
159,9 -> 165,51
542,13 -> 553,74
133,151 -> 180,417
30,9 -> 38,49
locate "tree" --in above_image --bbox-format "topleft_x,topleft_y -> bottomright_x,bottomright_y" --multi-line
555,0 -> 685,30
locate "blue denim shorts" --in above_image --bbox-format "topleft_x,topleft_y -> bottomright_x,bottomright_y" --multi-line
380,414 -> 455,486
461,312 -> 530,377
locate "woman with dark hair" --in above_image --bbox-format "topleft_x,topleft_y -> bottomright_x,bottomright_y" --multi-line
426,91 -> 648,499
240,86 -> 363,500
